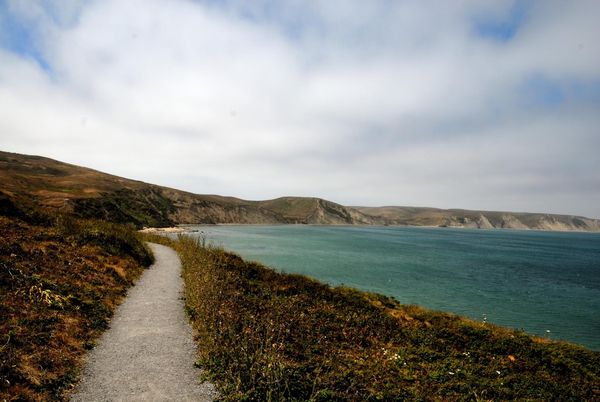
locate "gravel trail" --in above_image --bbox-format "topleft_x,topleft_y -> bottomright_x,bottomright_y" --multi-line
70,243 -> 216,402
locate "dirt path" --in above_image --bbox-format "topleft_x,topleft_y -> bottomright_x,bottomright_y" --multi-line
71,243 -> 216,401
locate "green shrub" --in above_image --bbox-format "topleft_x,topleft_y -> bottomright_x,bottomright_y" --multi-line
56,215 -> 154,266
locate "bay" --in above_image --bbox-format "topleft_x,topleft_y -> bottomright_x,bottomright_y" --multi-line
186,225 -> 600,351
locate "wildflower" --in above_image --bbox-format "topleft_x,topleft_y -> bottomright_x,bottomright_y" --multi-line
496,370 -> 501,375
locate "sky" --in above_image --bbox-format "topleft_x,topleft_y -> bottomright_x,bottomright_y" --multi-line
1,0 -> 599,218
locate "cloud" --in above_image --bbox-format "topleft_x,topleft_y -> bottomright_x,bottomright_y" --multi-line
0,0 -> 599,217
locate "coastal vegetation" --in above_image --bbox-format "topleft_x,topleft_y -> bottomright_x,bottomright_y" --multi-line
146,233 -> 600,401
0,195 -> 152,400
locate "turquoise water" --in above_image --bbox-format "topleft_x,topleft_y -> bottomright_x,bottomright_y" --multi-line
186,225 -> 600,351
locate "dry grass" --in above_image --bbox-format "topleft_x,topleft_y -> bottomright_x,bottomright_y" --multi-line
0,203 -> 152,400
148,234 -> 600,401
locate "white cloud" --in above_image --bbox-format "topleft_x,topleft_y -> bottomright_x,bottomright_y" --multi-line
0,0 -> 599,217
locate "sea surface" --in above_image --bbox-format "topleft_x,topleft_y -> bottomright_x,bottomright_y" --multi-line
185,225 -> 600,351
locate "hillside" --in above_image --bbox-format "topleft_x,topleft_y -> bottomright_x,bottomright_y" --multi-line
356,206 -> 600,232
1,150 -> 599,231
0,151 -> 372,227
257,197 -> 374,224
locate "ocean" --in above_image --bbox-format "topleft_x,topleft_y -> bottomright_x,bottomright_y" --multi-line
185,225 -> 600,351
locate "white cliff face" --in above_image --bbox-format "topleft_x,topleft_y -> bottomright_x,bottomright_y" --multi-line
476,214 -> 494,229
355,206 -> 600,232
499,215 -> 529,230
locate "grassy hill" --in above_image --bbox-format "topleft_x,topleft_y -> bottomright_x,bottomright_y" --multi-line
257,197 -> 373,224
0,151 -> 373,227
2,150 -> 599,231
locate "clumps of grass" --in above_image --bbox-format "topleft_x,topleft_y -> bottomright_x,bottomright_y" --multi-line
166,235 -> 600,401
55,215 -> 154,267
0,206 -> 152,400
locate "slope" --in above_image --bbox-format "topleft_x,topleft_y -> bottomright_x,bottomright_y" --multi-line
0,151 -> 372,227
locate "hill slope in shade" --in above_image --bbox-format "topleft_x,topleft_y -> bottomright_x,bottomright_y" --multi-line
1,150 -> 598,231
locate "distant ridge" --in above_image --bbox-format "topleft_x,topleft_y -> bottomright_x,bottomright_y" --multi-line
354,206 -> 600,232
1,150 -> 598,231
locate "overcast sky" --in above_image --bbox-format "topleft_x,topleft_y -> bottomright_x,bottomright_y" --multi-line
1,0 -> 599,218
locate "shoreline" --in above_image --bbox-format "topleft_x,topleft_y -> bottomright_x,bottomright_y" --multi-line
141,223 -> 600,234
138,226 -> 199,234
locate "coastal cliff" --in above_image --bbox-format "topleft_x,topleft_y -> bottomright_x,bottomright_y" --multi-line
355,206 -> 600,232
